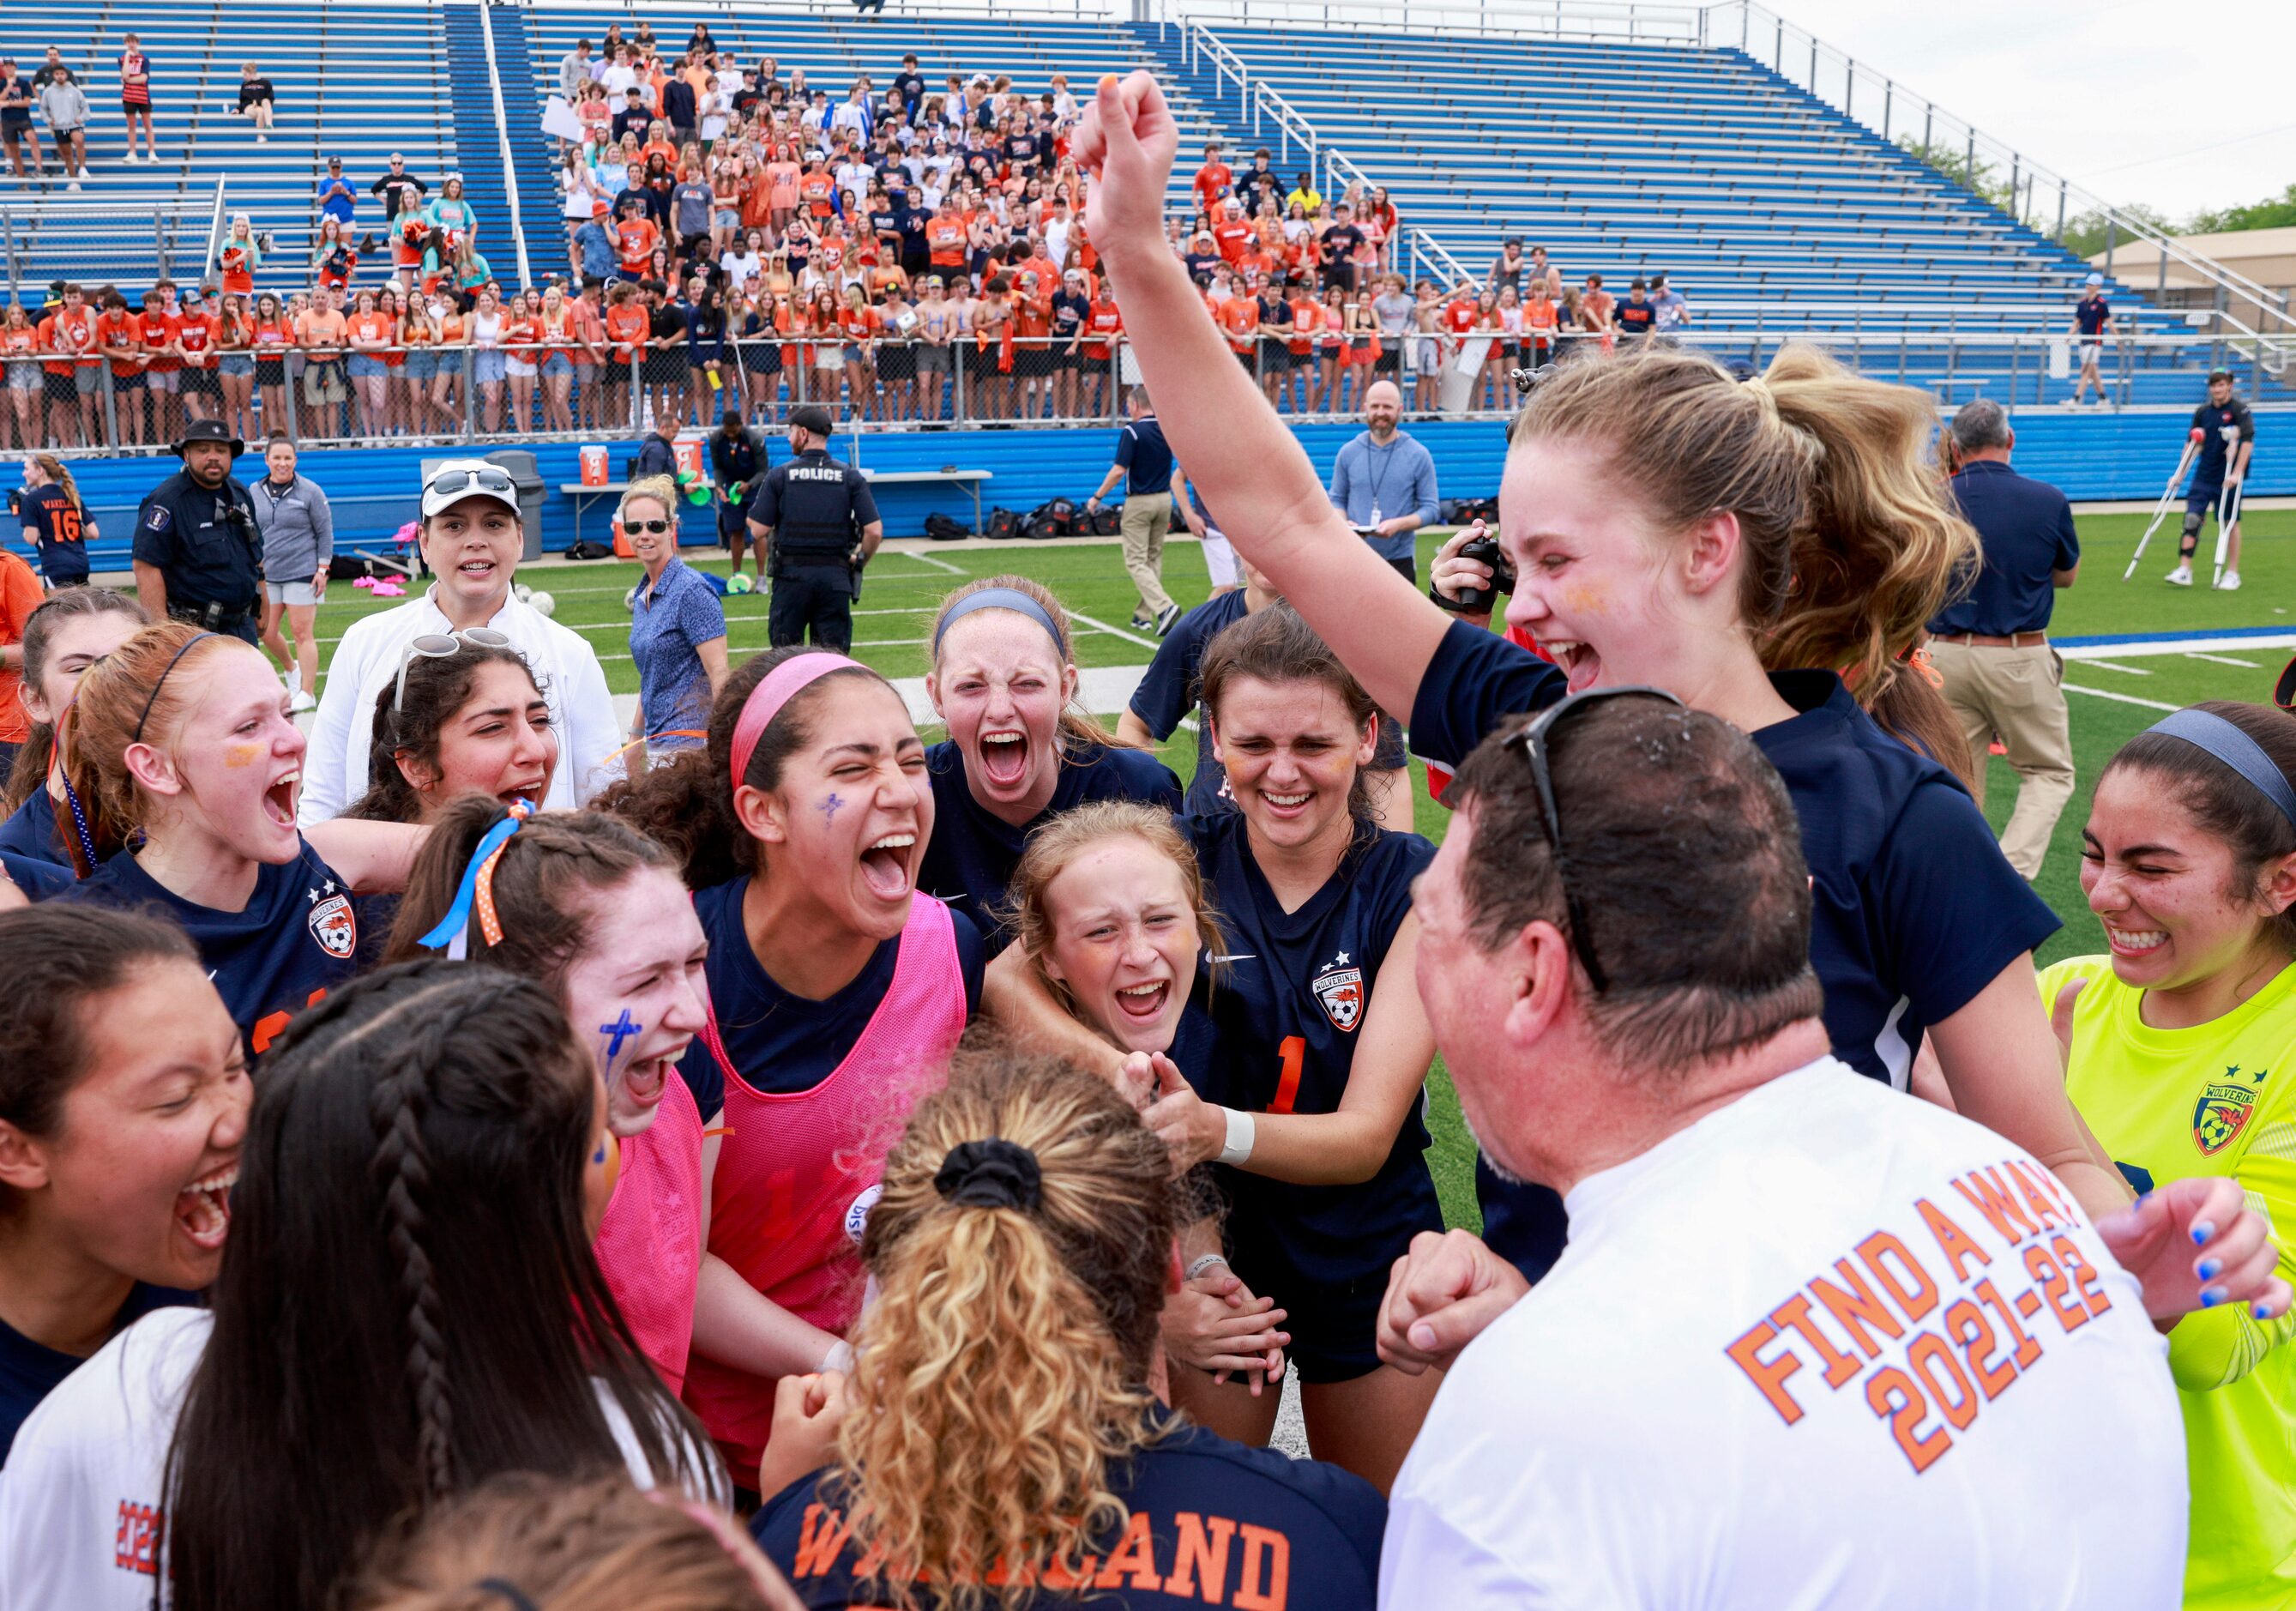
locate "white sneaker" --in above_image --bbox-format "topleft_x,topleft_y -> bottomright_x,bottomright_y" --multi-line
66,179 -> 81,191
289,690 -> 317,714
2216,570 -> 2242,591
2165,564 -> 2193,587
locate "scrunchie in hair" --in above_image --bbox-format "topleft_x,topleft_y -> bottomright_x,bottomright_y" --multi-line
933,1137 -> 1043,1212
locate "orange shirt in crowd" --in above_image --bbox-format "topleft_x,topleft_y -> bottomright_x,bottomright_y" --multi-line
297,307 -> 349,358
175,311 -> 219,367
799,172 -> 835,218
1081,298 -> 1121,362
0,551 -> 49,745
349,310 -> 395,351
568,297 -> 605,365
1443,298 -> 1480,335
615,216 -> 660,272
766,161 -> 800,211
1287,298 -> 1323,358
95,310 -> 144,378
606,302 -> 650,362
218,243 -> 258,295
926,216 -> 967,267
138,310 -> 182,372
1212,219 -> 1256,263
1192,160 -> 1232,213
38,306 -> 96,376
1216,296 -> 1260,353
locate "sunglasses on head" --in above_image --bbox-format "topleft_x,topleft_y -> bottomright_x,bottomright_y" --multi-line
1504,685 -> 1685,993
428,465 -> 517,500
393,627 -> 515,715
622,517 -> 672,534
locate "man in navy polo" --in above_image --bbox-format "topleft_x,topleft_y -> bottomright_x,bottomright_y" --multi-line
1926,397 -> 2080,879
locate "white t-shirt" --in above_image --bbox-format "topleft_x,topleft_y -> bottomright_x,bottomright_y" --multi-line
1382,1059 -> 2187,1610
0,1309 -> 720,1611
298,585 -> 622,823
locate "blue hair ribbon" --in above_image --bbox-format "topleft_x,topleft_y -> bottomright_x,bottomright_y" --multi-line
416,800 -> 533,959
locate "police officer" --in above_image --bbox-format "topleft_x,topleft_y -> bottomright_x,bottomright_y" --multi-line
708,405 -> 770,581
131,417 -> 264,645
747,404 -> 881,651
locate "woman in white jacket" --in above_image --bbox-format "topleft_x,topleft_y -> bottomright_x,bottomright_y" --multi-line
298,459 -> 620,822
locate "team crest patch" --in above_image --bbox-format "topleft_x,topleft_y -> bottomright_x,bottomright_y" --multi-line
307,886 -> 358,959
2193,1065 -> 2267,1156
1312,953 -> 1364,1033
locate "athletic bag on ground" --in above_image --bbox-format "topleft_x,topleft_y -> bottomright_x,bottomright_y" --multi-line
1452,496 -> 1500,526
1021,498 -> 1073,540
1085,503 -> 1121,536
985,506 -> 1020,542
924,511 -> 973,542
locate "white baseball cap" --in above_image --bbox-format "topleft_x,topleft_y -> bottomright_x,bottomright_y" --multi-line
421,459 -> 521,518
2085,272 -> 2105,287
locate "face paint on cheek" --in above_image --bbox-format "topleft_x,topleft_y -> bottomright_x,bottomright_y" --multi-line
1559,584 -> 1608,616
224,744 -> 262,767
598,1008 -> 642,1090
819,792 -> 845,824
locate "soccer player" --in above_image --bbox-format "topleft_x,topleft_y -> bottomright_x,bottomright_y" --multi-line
2166,366 -> 2255,591
2049,702 -> 2296,1605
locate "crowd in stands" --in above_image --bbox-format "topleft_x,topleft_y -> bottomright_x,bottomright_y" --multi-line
2,26 -> 1702,452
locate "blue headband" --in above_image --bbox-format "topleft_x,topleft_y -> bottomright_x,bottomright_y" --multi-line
2144,709 -> 2296,829
932,588 -> 1065,657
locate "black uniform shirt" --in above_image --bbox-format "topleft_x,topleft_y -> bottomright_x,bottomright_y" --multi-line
132,469 -> 262,610
754,449 -> 877,564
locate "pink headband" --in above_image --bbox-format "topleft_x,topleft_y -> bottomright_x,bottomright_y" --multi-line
730,653 -> 866,789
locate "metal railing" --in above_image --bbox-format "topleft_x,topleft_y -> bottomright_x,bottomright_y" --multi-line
7,327 -> 2279,466
477,1 -> 538,291
1158,0 -> 1702,39
1700,1 -> 2288,333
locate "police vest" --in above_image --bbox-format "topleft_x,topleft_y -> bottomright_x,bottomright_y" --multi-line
144,473 -> 263,606
776,455 -> 859,560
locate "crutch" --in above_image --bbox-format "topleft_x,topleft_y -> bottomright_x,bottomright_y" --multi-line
2124,428 -> 2203,579
2211,424 -> 2241,588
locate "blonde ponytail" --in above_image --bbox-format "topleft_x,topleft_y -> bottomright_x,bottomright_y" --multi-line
836,1045 -> 1176,1608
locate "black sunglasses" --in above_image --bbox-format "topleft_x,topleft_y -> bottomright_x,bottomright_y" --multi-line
1506,685 -> 1685,993
428,466 -> 516,499
621,517 -> 671,534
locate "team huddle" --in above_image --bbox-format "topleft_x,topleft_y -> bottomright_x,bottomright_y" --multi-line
0,69 -> 2290,1611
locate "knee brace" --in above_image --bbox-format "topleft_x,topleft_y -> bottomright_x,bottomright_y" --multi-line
2179,510 -> 2203,554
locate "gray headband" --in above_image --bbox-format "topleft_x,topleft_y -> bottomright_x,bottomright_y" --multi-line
2144,709 -> 2296,829
932,587 -> 1066,658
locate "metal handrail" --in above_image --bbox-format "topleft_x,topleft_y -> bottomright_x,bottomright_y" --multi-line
1700,0 -> 2287,329
199,178 -> 231,294
476,0 -> 536,290
1161,0 -> 1702,42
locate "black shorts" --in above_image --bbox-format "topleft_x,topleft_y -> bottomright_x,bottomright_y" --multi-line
255,357 -> 286,387
876,344 -> 915,380
111,371 -> 144,391
642,348 -> 684,385
1220,1169 -> 1444,1385
181,368 -> 221,397
963,342 -> 998,376
2188,484 -> 2244,524
1373,347 -> 1402,375
1259,343 -> 1292,371
740,342 -> 782,373
123,100 -> 152,118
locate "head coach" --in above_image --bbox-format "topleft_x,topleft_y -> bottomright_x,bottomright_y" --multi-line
1927,396 -> 2080,880
1371,688 -> 2281,1608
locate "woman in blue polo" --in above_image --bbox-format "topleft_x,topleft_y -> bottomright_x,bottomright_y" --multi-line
917,576 -> 1179,947
1093,196 -> 2125,1265
618,475 -> 729,770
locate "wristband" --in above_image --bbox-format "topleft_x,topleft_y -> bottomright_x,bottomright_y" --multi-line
1218,1106 -> 1256,1167
819,1339 -> 856,1375
1184,1252 -> 1230,1282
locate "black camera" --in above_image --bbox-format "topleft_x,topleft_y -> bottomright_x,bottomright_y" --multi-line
3,489 -> 18,516
1432,534 -> 1516,615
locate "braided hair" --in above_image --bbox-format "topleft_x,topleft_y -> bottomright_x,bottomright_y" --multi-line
160,961 -> 719,1611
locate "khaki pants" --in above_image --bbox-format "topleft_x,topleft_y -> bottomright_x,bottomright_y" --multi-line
1120,491 -> 1173,619
1931,638 -> 2075,880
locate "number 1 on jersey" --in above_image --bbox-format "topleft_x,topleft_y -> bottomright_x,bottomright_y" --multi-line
1270,1035 -> 1304,1114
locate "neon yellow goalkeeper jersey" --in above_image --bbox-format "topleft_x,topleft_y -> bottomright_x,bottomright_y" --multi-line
2043,953 -> 2296,1609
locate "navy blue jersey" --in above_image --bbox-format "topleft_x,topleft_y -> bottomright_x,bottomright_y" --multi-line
0,1284 -> 190,1466
0,788 -> 66,866
61,838 -> 369,1058
754,1414 -> 1383,1609
1127,591 -> 1250,818
917,739 -> 1181,950
2190,398 -> 2255,486
677,877 -> 985,1114
17,484 -> 90,583
1180,813 -> 1443,1377
3,848 -> 74,902
1410,620 -> 2060,1275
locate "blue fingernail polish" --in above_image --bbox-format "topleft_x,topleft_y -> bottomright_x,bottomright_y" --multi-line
2134,1192 -> 2152,1212
2202,1286 -> 2227,1307
2198,1258 -> 2223,1281
2192,1220 -> 2216,1246
2256,1302 -> 2275,1320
